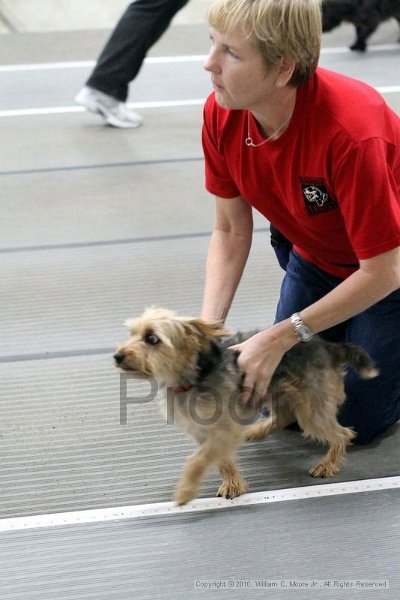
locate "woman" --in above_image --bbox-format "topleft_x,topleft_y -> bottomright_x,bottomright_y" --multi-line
200,0 -> 400,444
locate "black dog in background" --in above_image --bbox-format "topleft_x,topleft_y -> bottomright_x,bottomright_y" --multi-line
322,0 -> 400,51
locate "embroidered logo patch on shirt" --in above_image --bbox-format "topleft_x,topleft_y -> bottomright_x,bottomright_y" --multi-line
300,178 -> 338,216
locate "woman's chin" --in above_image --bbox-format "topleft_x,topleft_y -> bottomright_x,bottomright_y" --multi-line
213,91 -> 243,111
214,92 -> 231,109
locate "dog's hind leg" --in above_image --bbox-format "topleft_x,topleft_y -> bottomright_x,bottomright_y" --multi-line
307,423 -> 355,478
296,396 -> 355,477
245,406 -> 295,441
217,458 -> 248,499
291,371 -> 355,477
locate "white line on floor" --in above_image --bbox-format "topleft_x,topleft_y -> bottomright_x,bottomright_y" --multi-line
0,43 -> 398,71
0,98 -> 205,118
320,43 -> 400,54
1,476 -> 398,532
0,85 -> 399,119
0,55 -> 205,72
378,85 -> 400,93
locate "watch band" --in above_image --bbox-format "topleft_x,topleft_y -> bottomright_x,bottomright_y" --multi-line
290,312 -> 314,342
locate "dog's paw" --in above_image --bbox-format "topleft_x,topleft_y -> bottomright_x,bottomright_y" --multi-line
217,478 -> 248,500
350,40 -> 366,52
309,462 -> 339,478
173,485 -> 196,506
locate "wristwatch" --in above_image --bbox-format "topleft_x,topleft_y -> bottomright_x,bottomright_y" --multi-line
290,313 -> 314,342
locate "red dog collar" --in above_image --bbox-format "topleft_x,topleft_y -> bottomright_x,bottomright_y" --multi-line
172,385 -> 192,394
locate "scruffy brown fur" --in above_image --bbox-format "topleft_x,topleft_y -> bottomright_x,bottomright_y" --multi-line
114,307 -> 378,505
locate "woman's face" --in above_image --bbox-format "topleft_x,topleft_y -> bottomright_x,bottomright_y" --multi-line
204,26 -> 279,111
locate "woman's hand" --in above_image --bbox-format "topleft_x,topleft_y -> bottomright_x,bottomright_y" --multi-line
230,323 -> 297,405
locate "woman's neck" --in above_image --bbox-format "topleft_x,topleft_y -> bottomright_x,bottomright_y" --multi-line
250,87 -> 297,139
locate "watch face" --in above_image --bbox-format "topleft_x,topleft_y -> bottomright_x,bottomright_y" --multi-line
301,328 -> 313,341
291,314 -> 313,342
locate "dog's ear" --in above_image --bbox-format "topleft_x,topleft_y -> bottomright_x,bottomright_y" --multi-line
124,318 -> 138,333
180,317 -> 231,340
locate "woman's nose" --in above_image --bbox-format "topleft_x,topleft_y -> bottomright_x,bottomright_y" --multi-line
203,47 -> 220,73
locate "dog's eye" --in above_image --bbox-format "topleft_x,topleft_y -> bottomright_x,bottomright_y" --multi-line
144,333 -> 160,345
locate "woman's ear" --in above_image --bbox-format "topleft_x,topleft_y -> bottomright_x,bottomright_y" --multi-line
275,57 -> 296,87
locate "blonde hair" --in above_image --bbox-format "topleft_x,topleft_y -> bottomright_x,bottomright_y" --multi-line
207,0 -> 322,86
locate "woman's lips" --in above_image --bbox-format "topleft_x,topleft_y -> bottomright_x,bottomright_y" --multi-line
212,80 -> 224,91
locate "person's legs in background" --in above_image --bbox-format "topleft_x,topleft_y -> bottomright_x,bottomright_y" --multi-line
87,0 -> 189,102
76,0 -> 189,127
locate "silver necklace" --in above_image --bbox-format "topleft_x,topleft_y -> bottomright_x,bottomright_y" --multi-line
245,111 -> 292,147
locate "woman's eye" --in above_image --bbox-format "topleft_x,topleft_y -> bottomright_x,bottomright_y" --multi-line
144,334 -> 160,345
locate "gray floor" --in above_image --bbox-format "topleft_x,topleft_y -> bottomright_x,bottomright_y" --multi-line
1,17 -> 399,600
1,490 -> 399,600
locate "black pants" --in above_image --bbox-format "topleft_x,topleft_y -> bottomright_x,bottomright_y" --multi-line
270,224 -> 293,270
86,0 -> 190,102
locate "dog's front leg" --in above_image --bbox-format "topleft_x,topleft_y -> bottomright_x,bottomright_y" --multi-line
173,442 -> 215,505
351,19 -> 379,51
217,459 -> 248,499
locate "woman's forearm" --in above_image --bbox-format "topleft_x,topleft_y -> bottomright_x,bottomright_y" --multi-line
201,229 -> 252,322
234,247 -> 400,401
302,247 -> 400,333
273,246 -> 400,350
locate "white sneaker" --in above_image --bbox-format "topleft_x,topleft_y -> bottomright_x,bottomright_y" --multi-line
75,86 -> 143,128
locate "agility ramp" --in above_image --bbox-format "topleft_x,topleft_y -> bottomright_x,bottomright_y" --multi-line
1,16 -> 399,600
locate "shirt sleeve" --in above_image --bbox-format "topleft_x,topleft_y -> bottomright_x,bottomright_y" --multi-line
334,137 -> 400,260
202,94 -> 241,199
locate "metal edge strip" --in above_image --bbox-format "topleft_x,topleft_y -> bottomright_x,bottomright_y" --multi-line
1,476 -> 398,532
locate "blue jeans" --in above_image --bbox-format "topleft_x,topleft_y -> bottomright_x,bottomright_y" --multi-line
274,249 -> 400,444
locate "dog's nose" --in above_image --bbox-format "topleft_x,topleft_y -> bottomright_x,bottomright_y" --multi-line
114,352 -> 125,365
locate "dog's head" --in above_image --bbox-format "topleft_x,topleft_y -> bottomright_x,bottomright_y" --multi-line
114,307 -> 229,386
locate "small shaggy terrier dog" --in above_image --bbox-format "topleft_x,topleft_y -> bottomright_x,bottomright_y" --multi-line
321,0 -> 400,51
114,307 -> 378,505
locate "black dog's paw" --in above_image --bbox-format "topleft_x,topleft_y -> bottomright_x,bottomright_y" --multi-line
350,39 -> 367,51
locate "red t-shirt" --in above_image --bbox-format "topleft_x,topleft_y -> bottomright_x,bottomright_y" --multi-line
202,67 -> 400,278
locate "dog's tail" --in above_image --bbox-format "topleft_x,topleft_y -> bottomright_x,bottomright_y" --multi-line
333,343 -> 379,379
